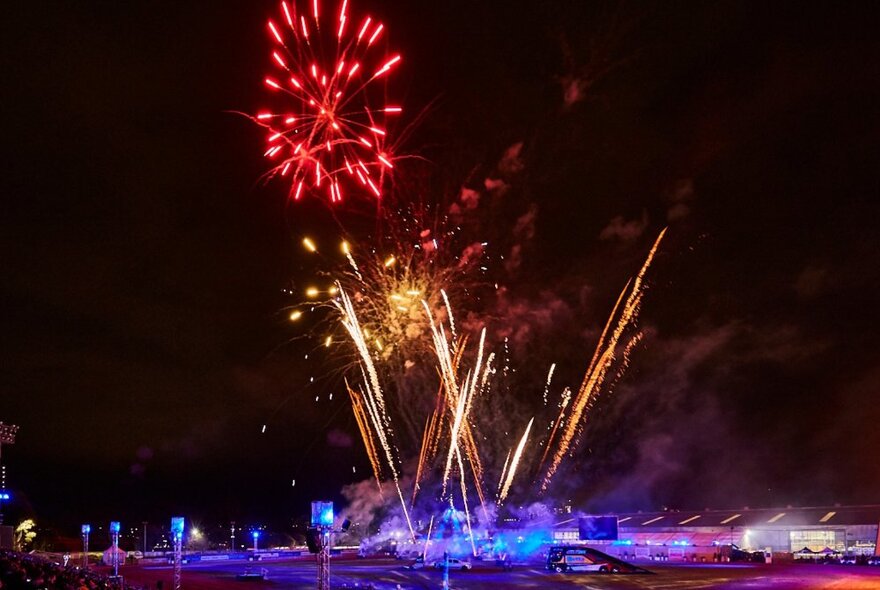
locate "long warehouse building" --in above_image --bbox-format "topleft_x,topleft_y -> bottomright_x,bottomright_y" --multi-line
552,505 -> 880,560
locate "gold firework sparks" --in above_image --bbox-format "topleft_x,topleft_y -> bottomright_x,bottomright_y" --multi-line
346,380 -> 383,491
498,417 -> 534,505
540,228 -> 667,492
496,449 -> 512,496
335,287 -> 416,540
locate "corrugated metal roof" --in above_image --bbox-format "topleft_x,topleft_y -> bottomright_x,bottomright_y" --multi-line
603,505 -> 880,528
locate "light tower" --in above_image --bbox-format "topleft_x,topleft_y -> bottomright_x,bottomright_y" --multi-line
0,422 -> 19,525
109,521 -> 121,580
171,517 -> 184,590
81,524 -> 90,569
311,501 -> 334,590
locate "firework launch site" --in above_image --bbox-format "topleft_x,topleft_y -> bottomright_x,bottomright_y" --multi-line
4,503 -> 880,589
104,556 -> 880,590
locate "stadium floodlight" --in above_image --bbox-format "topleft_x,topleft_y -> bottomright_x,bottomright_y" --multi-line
311,501 -> 334,527
171,517 -> 185,540
81,524 -> 91,569
311,501 -> 336,590
171,517 -> 185,590
109,521 -> 121,578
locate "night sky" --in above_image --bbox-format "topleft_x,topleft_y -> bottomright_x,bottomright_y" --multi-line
2,0 -> 879,537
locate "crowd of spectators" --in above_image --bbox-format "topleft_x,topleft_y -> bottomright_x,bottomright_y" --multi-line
0,551 -> 138,590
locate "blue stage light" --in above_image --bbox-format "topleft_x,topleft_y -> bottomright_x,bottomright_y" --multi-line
171,517 -> 185,538
311,501 -> 334,527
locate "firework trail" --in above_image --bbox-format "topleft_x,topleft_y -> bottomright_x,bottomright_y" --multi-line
496,449 -> 512,496
441,289 -> 457,341
336,288 -> 389,426
254,0 -> 402,202
441,370 -> 469,498
498,417 -> 534,505
541,363 -> 556,406
341,240 -> 363,280
423,302 -> 487,505
422,515 -> 434,560
540,228 -> 667,492
412,383 -> 446,506
411,414 -> 430,504
458,330 -> 487,504
537,386 -> 571,475
455,446 -> 478,556
346,380 -> 383,491
335,287 -> 415,540
479,352 -> 495,393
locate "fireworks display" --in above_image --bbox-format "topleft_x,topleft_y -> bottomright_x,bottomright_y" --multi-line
280,225 -> 666,552
247,0 -> 670,560
253,0 -> 402,202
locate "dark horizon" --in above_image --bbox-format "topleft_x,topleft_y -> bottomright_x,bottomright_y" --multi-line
2,0 -> 879,538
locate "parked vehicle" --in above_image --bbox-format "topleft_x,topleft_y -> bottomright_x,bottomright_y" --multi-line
432,557 -> 471,570
404,556 -> 425,570
546,547 -> 619,573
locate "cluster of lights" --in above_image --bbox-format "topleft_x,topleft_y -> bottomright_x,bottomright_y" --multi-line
0,422 -> 19,444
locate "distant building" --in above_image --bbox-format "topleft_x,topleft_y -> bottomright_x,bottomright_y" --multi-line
552,505 -> 880,560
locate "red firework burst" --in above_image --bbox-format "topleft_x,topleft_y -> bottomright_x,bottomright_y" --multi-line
256,0 -> 402,203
